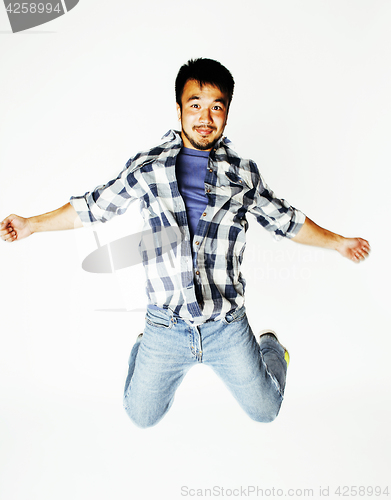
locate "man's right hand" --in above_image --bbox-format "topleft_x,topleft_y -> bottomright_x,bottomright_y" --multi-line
0,215 -> 33,243
1,203 -> 83,243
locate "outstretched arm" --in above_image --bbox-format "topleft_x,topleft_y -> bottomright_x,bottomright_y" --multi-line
292,217 -> 370,263
0,202 -> 82,243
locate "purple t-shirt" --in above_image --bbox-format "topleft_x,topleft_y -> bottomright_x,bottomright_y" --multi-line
175,147 -> 209,243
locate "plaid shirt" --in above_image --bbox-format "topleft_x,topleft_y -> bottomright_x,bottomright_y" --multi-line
70,130 -> 306,325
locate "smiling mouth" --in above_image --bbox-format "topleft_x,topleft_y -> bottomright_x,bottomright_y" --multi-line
195,127 -> 215,136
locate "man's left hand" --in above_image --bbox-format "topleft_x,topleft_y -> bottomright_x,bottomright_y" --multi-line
337,237 -> 371,263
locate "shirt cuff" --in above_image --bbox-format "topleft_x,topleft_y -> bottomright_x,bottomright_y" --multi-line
274,208 -> 306,241
69,195 -> 99,228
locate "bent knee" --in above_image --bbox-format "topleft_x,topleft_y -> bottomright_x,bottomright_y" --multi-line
247,397 -> 283,423
129,415 -> 160,429
250,411 -> 279,424
123,394 -> 171,429
123,404 -> 162,429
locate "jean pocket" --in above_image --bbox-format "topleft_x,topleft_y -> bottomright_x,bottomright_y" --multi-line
222,306 -> 246,325
145,308 -> 172,329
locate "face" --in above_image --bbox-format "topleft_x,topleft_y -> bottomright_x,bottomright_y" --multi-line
177,79 -> 229,151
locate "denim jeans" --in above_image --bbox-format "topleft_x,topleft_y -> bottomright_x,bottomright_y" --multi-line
123,305 -> 288,428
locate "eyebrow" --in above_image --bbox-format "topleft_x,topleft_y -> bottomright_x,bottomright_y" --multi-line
186,95 -> 227,106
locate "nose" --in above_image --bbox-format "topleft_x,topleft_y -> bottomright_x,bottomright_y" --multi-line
199,107 -> 212,124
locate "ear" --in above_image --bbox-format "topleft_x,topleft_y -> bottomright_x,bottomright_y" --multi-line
176,103 -> 181,121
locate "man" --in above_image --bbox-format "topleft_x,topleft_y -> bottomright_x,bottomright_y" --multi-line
0,58 -> 370,428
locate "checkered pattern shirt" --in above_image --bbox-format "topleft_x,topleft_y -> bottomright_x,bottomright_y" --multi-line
70,130 -> 306,325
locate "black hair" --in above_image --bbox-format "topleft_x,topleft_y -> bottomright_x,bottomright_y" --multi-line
175,58 -> 235,109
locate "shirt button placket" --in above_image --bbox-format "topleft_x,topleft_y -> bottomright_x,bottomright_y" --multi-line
194,241 -> 201,281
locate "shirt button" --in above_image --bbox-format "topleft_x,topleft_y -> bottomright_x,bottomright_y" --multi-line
195,271 -> 200,275
209,169 -> 213,173
203,212 -> 206,217
195,241 -> 199,245
206,189 -> 211,193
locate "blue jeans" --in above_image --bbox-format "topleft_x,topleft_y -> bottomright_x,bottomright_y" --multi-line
123,305 -> 288,428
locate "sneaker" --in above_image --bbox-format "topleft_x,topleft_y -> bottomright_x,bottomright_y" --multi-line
259,329 -> 290,367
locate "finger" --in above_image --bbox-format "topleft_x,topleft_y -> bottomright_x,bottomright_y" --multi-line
350,252 -> 359,262
3,227 -> 17,239
3,227 -> 15,238
356,249 -> 367,258
2,233 -> 15,242
354,242 -> 370,257
352,250 -> 366,262
0,227 -> 13,238
1,216 -> 13,227
359,239 -> 371,251
356,251 -> 368,261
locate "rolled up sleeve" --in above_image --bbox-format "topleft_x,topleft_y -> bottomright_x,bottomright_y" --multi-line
70,162 -> 140,228
250,173 -> 306,240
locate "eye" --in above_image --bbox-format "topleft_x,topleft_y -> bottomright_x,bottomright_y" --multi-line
212,105 -> 223,111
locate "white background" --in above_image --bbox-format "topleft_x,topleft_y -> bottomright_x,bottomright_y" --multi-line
0,1 -> 390,499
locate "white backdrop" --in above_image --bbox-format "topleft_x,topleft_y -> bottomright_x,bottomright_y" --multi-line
1,1 -> 390,499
